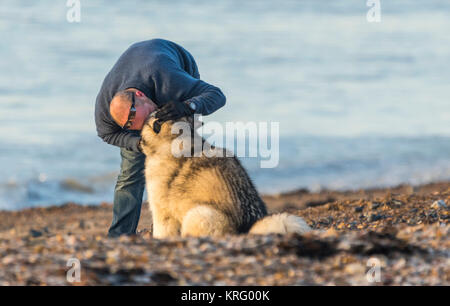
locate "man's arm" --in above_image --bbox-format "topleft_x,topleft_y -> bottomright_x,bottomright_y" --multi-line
95,106 -> 142,152
152,55 -> 226,115
100,130 -> 141,152
184,82 -> 226,115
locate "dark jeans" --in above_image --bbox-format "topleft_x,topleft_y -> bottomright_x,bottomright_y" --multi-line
108,148 -> 146,237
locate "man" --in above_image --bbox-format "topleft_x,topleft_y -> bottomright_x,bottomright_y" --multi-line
95,39 -> 226,237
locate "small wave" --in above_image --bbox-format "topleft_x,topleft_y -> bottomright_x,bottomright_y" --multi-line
60,179 -> 94,194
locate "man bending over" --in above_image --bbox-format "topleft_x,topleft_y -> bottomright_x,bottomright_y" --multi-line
95,39 -> 226,237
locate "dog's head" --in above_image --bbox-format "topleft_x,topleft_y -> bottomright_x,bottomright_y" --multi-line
140,113 -> 202,156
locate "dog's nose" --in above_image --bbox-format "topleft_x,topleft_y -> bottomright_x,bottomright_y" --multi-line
146,115 -> 162,134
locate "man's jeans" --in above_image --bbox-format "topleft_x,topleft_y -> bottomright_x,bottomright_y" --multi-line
108,147 -> 146,237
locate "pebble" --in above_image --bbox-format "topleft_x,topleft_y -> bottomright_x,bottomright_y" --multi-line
369,214 -> 383,222
0,183 -> 448,286
29,229 -> 43,238
354,206 -> 364,213
370,202 -> 381,210
344,263 -> 365,275
431,200 -> 447,209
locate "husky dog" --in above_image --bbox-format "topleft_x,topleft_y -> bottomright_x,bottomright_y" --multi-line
140,116 -> 311,238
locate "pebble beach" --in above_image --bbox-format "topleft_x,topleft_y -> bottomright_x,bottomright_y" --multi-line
0,181 -> 448,285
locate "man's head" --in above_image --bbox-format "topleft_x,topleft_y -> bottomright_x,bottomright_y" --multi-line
110,88 -> 157,130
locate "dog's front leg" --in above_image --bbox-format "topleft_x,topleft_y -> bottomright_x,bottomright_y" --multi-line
152,213 -> 181,238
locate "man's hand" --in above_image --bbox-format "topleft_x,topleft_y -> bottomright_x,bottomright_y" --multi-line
155,101 -> 194,122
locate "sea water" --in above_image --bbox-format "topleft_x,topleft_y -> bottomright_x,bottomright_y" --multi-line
0,0 -> 449,209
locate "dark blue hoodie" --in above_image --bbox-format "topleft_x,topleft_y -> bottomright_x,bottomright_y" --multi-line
94,39 -> 226,152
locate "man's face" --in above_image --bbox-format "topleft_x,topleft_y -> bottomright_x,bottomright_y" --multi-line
128,90 -> 158,130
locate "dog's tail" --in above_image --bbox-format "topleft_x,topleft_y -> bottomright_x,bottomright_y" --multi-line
249,213 -> 311,235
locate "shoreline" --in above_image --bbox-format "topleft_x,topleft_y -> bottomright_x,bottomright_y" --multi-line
4,179 -> 450,212
0,181 -> 448,285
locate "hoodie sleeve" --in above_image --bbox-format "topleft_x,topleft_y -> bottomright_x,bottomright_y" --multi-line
94,103 -> 142,152
100,130 -> 141,152
151,55 -> 226,115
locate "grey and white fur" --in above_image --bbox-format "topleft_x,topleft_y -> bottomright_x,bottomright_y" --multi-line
140,116 -> 311,238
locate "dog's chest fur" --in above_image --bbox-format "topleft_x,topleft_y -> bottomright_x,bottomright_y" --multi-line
144,148 -> 268,233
